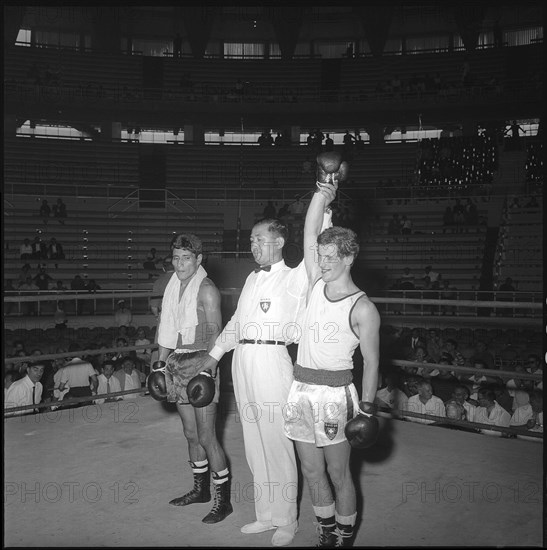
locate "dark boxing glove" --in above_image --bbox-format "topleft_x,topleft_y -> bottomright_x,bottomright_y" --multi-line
147,370 -> 167,402
316,151 -> 349,185
344,401 -> 379,449
187,369 -> 215,408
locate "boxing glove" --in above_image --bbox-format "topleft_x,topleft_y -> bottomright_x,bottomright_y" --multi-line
147,370 -> 167,402
187,369 -> 215,408
316,151 -> 349,185
344,402 -> 379,449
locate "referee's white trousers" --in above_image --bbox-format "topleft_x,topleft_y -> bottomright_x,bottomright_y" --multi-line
232,344 -> 297,527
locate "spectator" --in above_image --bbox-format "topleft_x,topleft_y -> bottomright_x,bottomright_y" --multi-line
94,361 -> 122,404
278,203 -> 290,222
505,365 -> 530,412
262,200 -> 276,219
504,121 -> 525,150
55,280 -> 68,292
288,196 -> 305,217
53,198 -> 67,224
343,130 -> 355,149
425,328 -> 442,363
524,354 -> 543,390
112,356 -> 144,400
173,32 -> 182,58
33,265 -> 53,291
111,337 -> 129,367
474,387 -> 511,436
39,199 -> 51,221
400,214 -> 412,235
18,263 -> 32,287
47,237 -> 65,261
31,236 -> 47,259
4,363 -> 45,416
70,274 -> 86,316
399,267 -> 416,290
143,248 -> 159,276
464,198 -> 478,226
423,265 -> 440,285
54,300 -> 68,329
114,299 -> 132,327
85,278 -> 101,293
469,340 -> 494,370
401,328 -> 427,359
405,379 -> 446,424
20,238 -> 32,260
4,370 -> 18,396
432,400 -> 480,432
442,339 -> 465,368
430,368 -> 459,403
510,390 -> 543,440
134,327 -> 152,372
375,371 -> 408,417
412,346 -> 434,378
498,277 -> 515,292
57,343 -> 99,406
324,133 -> 334,151
450,384 -> 476,422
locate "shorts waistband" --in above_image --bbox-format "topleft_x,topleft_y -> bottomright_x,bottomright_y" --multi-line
173,349 -> 207,357
293,363 -> 353,387
238,339 -> 286,346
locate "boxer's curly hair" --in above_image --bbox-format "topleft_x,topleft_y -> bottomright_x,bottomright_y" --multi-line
171,233 -> 203,256
254,218 -> 289,242
317,226 -> 359,259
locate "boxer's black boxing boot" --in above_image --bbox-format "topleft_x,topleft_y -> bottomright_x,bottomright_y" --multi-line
316,516 -> 336,547
202,470 -> 233,524
333,523 -> 355,547
169,460 -> 211,506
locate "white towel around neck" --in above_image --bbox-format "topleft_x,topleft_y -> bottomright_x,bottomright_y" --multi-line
158,266 -> 207,348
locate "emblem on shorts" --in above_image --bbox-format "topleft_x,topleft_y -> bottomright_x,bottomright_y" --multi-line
260,300 -> 271,313
324,422 -> 338,440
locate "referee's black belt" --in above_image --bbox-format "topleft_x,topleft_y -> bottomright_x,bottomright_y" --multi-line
238,339 -> 286,346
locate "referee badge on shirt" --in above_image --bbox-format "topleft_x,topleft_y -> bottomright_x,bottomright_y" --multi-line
260,299 -> 271,313
324,422 -> 338,440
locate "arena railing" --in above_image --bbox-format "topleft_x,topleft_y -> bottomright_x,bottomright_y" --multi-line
4,291 -> 542,319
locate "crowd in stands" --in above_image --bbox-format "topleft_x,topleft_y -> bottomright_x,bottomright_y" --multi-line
375,325 -> 543,439
416,135 -> 498,190
4,325 -> 154,415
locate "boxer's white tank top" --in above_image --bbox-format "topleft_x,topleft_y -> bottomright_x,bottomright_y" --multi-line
296,279 -> 365,371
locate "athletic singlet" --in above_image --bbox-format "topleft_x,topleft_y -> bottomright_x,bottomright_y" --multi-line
296,279 -> 365,371
177,306 -> 210,351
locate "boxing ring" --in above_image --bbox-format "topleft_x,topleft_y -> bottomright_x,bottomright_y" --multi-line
4,389 -> 543,547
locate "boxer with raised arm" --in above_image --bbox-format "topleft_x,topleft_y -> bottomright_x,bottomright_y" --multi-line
283,153 -> 381,547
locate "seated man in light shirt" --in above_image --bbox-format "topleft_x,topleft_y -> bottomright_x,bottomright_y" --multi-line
375,371 -> 408,418
405,379 -> 446,424
95,361 -> 122,404
474,387 -> 511,436
58,343 -> 98,404
113,356 -> 144,399
5,363 -> 45,416
510,390 -> 543,441
449,384 -> 477,422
